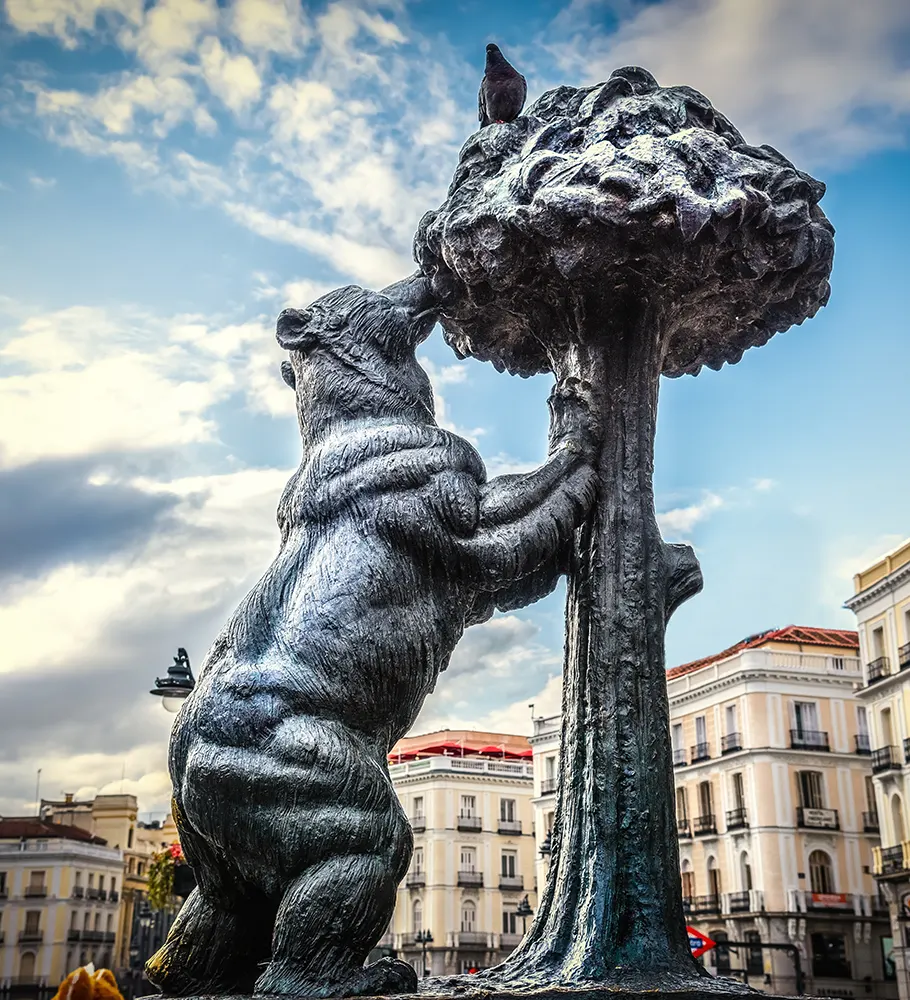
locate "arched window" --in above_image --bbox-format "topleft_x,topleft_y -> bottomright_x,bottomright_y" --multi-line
892,794 -> 907,842
740,851 -> 753,891
413,899 -> 423,934
680,859 -> 695,901
461,899 -> 476,933
707,856 -> 722,900
713,930 -> 730,973
19,953 -> 36,980
809,850 -> 834,894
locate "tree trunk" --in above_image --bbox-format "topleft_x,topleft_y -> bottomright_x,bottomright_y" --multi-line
491,308 -> 706,989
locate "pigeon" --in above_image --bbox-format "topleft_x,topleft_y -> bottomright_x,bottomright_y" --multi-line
478,43 -> 527,128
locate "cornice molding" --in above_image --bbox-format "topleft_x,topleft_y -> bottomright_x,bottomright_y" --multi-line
669,668 -> 860,707
845,562 -> 910,612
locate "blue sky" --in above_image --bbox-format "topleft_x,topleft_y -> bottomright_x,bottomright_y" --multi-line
1,0 -> 909,816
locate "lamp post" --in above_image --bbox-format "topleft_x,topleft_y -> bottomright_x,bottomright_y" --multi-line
149,648 -> 195,714
414,929 -> 433,977
516,896 -> 533,935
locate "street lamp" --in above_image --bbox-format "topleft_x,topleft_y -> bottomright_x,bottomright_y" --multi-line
516,895 -> 533,934
414,929 -> 433,977
539,832 -> 551,858
150,648 -> 195,714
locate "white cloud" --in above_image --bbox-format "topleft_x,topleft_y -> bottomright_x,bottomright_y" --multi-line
545,0 -> 910,165
658,492 -> 724,538
199,36 -> 262,114
128,0 -> 219,73
4,0 -> 143,48
27,173 -> 57,189
229,0 -> 308,55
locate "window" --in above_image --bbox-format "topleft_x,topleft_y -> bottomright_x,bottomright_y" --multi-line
809,850 -> 835,894
671,724 -> 683,751
724,704 -> 737,735
675,787 -> 688,821
882,707 -> 895,746
794,701 -> 819,735
500,799 -> 516,822
70,911 -> 78,930
27,870 -> 46,890
866,776 -> 878,817
460,900 -> 476,933
872,627 -> 886,659
681,868 -> 695,900
413,847 -> 424,874
19,953 -> 36,980
501,851 -> 517,878
106,914 -> 113,932
713,930 -> 730,973
460,847 -> 477,872
73,871 -> 82,888
731,772 -> 745,811
811,933 -> 851,978
745,931 -> 763,975
707,858 -> 721,899
695,716 -> 707,745
110,877 -> 116,893
412,796 -> 424,821
741,851 -> 753,891
137,862 -> 144,876
94,913 -> 101,931
412,899 -> 422,933
545,756 -> 556,779
24,911 -> 41,934
892,795 -> 907,842
460,795 -> 476,818
797,771 -> 825,809
88,873 -> 95,888
698,781 -> 713,816
0,871 -> 6,895
83,912 -> 90,931
502,909 -> 518,934
127,826 -> 134,849
98,875 -> 105,890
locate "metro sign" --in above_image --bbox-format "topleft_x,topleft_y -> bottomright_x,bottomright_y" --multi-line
687,926 -> 716,959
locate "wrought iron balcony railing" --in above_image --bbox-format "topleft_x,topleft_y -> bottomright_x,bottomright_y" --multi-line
672,748 -> 688,767
863,811 -> 880,832
901,643 -> 910,671
457,814 -> 482,832
693,814 -> 716,836
676,819 -> 691,838
457,870 -> 484,887
867,656 -> 890,684
855,733 -> 871,754
690,742 -> 711,763
726,807 -> 748,830
790,729 -> 829,751
721,732 -> 743,754
540,778 -> 558,794
872,746 -> 902,773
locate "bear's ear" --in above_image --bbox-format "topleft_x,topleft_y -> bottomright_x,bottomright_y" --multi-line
280,360 -> 296,389
276,308 -> 316,352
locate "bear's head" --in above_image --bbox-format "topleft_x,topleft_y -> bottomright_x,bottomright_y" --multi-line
277,274 -> 439,441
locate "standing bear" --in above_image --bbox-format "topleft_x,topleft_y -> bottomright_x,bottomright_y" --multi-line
145,274 -> 598,998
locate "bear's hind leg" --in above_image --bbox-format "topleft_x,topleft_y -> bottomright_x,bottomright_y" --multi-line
145,887 -> 274,996
255,853 -> 416,998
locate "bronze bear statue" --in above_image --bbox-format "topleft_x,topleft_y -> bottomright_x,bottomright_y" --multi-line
146,274 -> 597,998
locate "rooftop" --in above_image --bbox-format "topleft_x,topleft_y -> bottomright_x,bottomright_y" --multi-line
390,728 -> 531,762
853,538 -> 910,595
666,625 -> 859,680
0,817 -> 108,845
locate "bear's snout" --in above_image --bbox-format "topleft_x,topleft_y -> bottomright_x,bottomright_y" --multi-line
276,308 -> 315,353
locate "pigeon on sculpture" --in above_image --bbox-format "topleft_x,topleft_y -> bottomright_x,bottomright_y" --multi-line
478,43 -> 527,127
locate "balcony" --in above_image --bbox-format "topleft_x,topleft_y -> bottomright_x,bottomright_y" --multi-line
905,737 -> 910,764
410,817 -> 426,833
457,870 -> 484,888
457,814 -> 482,832
691,895 -> 720,914
500,932 -> 523,948
457,931 -> 488,947
872,746 -> 902,773
797,806 -> 839,830
67,930 -> 81,942
18,930 -> 43,943
806,892 -> 855,912
499,874 -> 524,891
878,845 -> 909,876
855,733 -> 871,755
721,732 -> 743,754
23,886 -> 47,898
790,729 -> 830,751
86,887 -> 102,900
727,891 -> 753,913
672,748 -> 688,767
498,820 -> 522,835
82,930 -> 103,943
71,886 -> 85,899
109,890 -> 119,903
867,656 -> 890,684
901,643 -> 910,671
0,887 -> 8,899
690,742 -> 711,763
540,778 -> 558,795
726,807 -> 748,830
863,811 -> 881,833
676,819 -> 691,839
102,931 -> 116,943
406,872 -> 426,888
98,889 -> 108,901
693,815 -> 716,836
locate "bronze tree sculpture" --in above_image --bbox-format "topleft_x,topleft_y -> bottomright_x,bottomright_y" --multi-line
415,66 -> 834,992
145,276 -> 599,999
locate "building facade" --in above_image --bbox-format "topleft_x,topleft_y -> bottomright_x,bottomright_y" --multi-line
532,626 -> 895,997
0,818 -> 123,990
849,539 -> 910,1000
385,730 -> 538,977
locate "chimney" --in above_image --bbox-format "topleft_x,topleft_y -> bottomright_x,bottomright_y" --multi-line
64,793 -> 74,804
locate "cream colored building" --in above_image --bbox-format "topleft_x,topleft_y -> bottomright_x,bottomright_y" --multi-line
0,817 -> 123,988
385,730 -> 538,976
532,626 -> 894,997
848,538 -> 910,1000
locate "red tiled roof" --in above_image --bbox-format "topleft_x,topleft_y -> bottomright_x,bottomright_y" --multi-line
0,818 -> 108,845
667,625 -> 859,680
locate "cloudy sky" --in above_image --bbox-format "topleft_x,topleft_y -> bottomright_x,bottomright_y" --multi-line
1,0 -> 909,818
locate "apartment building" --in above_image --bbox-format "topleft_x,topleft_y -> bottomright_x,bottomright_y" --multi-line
532,626 -> 894,997
39,794 -> 179,975
848,538 -> 910,1000
385,730 -> 537,976
0,817 -> 123,989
